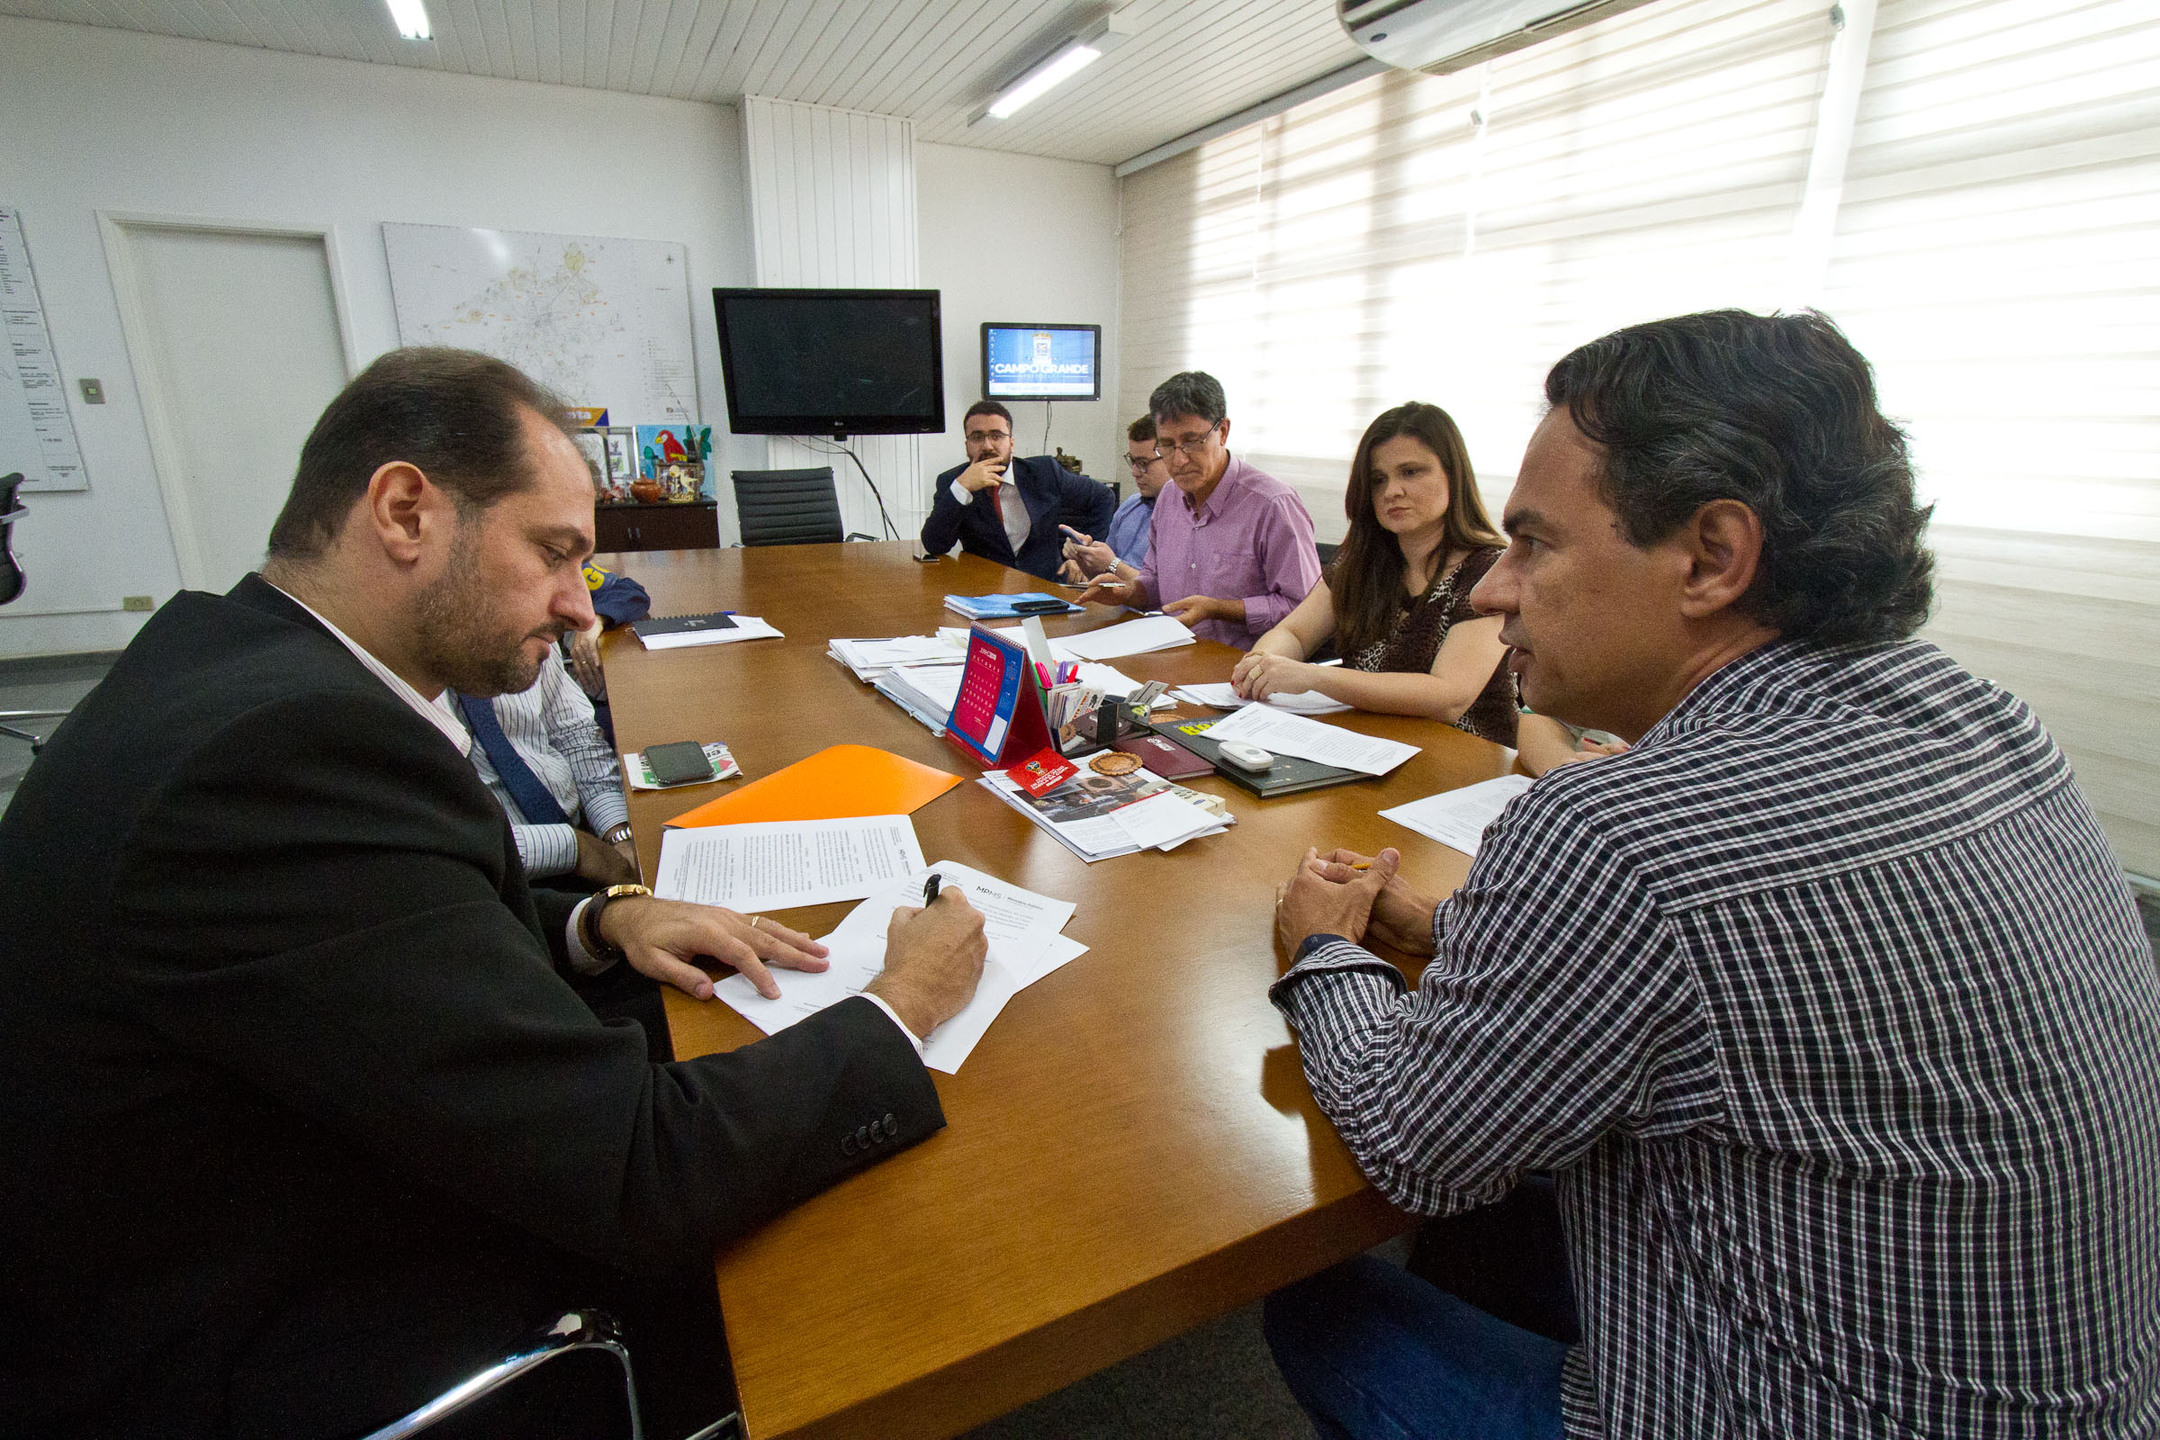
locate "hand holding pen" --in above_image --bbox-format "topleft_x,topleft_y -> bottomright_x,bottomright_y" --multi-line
868,872 -> 987,1039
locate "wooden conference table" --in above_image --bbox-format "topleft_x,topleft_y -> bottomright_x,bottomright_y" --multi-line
597,541 -> 1518,1440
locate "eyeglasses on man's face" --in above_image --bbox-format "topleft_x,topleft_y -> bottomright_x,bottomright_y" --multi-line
1126,453 -> 1166,474
1153,427 -> 1221,461
965,428 -> 1012,446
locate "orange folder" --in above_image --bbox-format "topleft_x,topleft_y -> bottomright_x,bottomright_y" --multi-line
664,744 -> 961,828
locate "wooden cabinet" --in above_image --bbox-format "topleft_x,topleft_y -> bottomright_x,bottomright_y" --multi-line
594,500 -> 719,553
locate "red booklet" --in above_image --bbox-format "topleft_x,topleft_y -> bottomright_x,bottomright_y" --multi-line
1111,730 -> 1214,779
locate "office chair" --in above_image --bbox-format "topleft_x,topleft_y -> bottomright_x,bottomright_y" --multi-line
2,471 -> 25,606
730,467 -> 874,546
0,471 -> 68,751
361,1309 -> 650,1440
0,709 -> 67,752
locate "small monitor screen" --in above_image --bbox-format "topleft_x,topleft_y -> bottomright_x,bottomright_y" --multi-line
982,323 -> 1103,401
714,288 -> 944,435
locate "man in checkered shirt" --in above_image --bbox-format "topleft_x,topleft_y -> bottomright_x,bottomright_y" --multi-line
1265,310 -> 2159,1439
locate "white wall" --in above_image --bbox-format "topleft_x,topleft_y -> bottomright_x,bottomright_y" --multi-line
0,16 -> 758,657
916,143 -> 1123,522
0,21 -> 1128,657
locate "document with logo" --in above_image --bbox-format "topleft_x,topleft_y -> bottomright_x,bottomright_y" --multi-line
712,862 -> 1084,1073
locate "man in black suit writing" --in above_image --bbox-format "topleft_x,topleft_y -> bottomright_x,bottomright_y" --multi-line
919,399 -> 1115,581
0,348 -> 986,1439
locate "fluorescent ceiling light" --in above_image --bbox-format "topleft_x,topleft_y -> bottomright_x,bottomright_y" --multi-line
985,40 -> 1102,120
385,0 -> 431,40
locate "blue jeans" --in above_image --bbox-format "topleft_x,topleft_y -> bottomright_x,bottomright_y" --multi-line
1264,1256 -> 1569,1440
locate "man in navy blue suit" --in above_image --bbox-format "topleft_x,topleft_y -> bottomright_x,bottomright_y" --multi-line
920,400 -> 1115,582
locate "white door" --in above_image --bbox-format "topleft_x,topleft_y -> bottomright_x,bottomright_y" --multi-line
104,220 -> 353,592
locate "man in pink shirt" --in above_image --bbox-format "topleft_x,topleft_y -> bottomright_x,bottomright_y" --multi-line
1080,371 -> 1321,649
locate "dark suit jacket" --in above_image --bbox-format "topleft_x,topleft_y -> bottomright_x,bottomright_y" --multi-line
0,575 -> 942,1439
919,453 -> 1116,582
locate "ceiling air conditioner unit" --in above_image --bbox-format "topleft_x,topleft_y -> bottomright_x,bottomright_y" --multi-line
1339,0 -> 1664,75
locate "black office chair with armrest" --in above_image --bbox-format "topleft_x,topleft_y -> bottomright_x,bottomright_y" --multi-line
0,709 -> 67,751
0,470 -> 68,752
2,471 -> 27,606
730,467 -> 874,547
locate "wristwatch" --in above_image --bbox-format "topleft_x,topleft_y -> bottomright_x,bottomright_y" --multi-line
579,882 -> 653,965
602,822 -> 635,845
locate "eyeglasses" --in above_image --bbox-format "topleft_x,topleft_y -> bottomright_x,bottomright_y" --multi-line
1126,455 -> 1164,473
965,429 -> 1011,445
1153,430 -> 1219,461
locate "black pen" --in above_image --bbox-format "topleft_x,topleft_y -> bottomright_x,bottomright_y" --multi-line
923,873 -> 941,906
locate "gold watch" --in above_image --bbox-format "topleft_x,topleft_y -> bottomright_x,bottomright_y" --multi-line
580,882 -> 653,965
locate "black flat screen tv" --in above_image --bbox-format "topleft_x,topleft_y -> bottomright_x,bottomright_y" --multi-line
713,287 -> 945,437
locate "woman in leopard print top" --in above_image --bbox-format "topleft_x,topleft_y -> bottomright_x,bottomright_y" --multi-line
1231,402 -> 1518,745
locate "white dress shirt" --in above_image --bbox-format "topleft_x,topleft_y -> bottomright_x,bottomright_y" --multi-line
950,455 -> 1031,557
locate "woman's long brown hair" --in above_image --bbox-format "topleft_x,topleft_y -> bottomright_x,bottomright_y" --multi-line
1329,402 -> 1502,659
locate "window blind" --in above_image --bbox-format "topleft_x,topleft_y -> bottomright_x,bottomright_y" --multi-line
1818,0 -> 2160,874
1118,0 -> 2159,875
1120,0 -> 1838,508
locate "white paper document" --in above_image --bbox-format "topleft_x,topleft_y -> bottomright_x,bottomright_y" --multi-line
713,862 -> 1082,1073
1055,614 -> 1196,661
1380,774 -> 1533,857
639,615 -> 783,650
1170,682 -> 1354,716
1102,790 -> 1226,849
829,634 -> 964,679
1200,704 -> 1420,776
654,815 -> 924,912
883,662 -> 965,718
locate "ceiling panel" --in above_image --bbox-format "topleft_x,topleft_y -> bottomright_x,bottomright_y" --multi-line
0,0 -> 1368,166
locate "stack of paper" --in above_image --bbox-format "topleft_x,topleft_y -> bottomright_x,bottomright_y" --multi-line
1380,774 -> 1532,857
873,662 -> 965,735
713,861 -> 1087,1074
1200,703 -> 1421,776
1055,614 -> 1196,662
638,615 -> 783,650
1170,681 -> 1354,716
980,765 -> 1230,861
828,634 -> 965,681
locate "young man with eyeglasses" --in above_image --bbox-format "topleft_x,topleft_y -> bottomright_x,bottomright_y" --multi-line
1059,413 -> 1171,583
919,399 -> 1115,583
1079,372 -> 1321,648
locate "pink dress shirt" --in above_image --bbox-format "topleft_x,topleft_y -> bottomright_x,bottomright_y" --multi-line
1135,453 -> 1322,648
